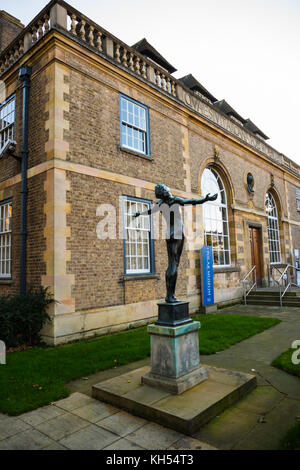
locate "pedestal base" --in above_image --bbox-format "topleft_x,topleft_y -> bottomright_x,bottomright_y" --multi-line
199,304 -> 218,314
92,365 -> 257,436
142,365 -> 208,395
156,301 -> 192,327
146,321 -> 205,394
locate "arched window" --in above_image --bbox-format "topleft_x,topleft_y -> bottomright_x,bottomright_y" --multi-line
201,167 -> 230,266
265,191 -> 281,264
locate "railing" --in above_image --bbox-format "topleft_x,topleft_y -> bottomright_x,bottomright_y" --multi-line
0,1 -> 177,98
64,3 -> 177,98
240,266 -> 257,305
1,0 -> 300,179
0,2 -> 52,74
268,264 -> 300,307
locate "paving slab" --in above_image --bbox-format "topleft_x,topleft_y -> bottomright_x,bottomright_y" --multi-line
126,422 -> 184,450
59,423 -> 119,450
233,385 -> 284,415
193,405 -> 259,450
168,437 -> 218,450
42,441 -> 69,450
103,438 -> 146,450
0,429 -> 54,450
53,392 -> 94,411
97,411 -> 147,437
70,401 -> 119,423
35,412 -> 90,441
0,417 -> 31,441
234,397 -> 300,450
19,405 -> 65,426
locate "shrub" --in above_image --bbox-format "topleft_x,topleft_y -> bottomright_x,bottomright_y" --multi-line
0,287 -> 54,348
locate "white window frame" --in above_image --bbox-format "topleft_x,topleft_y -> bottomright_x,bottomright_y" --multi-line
0,200 -> 12,279
201,168 -> 231,267
120,95 -> 149,156
0,96 -> 15,152
266,192 -> 281,264
296,187 -> 300,211
123,197 -> 152,275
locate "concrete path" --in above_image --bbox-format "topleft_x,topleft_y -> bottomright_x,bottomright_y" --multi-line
195,305 -> 300,450
0,304 -> 299,450
0,392 -> 215,450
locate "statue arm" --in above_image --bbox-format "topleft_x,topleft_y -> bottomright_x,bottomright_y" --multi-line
174,194 -> 218,206
133,202 -> 161,218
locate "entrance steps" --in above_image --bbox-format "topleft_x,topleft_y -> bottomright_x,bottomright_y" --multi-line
246,288 -> 300,307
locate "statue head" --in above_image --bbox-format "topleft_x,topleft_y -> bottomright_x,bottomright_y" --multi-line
155,184 -> 172,200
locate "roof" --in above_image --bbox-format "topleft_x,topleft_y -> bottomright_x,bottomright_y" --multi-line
179,74 -> 217,103
132,38 -> 177,74
244,119 -> 269,140
213,99 -> 246,124
0,10 -> 24,28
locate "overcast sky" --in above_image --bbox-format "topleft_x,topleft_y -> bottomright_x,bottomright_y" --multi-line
4,0 -> 300,164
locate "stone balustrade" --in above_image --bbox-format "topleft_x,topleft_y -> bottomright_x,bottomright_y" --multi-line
0,5 -> 52,75
0,0 -> 299,177
65,5 -> 177,98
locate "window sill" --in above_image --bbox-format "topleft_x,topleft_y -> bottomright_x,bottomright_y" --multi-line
123,274 -> 160,282
0,279 -> 13,284
213,266 -> 240,274
120,147 -> 153,162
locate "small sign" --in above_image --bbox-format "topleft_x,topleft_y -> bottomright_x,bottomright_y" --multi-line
200,246 -> 214,306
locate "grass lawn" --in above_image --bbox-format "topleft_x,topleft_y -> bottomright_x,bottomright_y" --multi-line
272,348 -> 300,450
0,314 -> 280,416
272,348 -> 300,378
279,421 -> 300,450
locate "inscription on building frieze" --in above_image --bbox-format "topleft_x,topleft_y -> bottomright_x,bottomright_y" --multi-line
181,89 -> 298,175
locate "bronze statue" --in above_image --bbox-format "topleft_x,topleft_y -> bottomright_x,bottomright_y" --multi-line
134,184 -> 218,304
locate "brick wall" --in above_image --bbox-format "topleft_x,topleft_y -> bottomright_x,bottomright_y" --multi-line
0,11 -> 24,54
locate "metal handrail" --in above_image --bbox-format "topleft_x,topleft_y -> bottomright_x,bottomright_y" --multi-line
269,264 -> 300,307
240,266 -> 257,305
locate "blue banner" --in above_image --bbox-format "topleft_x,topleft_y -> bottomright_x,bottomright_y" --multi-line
201,246 -> 214,306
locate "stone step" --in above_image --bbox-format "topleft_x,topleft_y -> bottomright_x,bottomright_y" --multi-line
246,298 -> 300,307
248,291 -> 300,297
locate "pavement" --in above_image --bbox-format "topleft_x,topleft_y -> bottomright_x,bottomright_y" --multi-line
0,304 -> 299,450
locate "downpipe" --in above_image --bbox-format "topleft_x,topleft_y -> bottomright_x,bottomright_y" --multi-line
19,66 -> 32,296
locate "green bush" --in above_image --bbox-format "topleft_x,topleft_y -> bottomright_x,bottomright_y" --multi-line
0,287 -> 53,348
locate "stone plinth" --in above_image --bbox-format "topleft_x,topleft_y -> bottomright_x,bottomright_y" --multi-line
199,304 -> 218,314
92,365 -> 257,436
141,321 -> 208,394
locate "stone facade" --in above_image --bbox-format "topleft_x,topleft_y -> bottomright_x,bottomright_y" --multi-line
0,1 -> 300,345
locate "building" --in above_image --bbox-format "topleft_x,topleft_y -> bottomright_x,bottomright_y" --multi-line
0,0 -> 300,345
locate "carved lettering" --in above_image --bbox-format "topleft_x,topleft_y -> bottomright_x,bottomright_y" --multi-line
179,90 -> 300,176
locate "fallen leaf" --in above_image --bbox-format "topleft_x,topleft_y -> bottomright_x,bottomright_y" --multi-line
258,416 -> 266,424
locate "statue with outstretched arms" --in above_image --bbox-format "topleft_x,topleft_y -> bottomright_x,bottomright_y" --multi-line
134,184 -> 218,304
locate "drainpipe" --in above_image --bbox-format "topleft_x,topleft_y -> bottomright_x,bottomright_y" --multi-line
19,66 -> 32,296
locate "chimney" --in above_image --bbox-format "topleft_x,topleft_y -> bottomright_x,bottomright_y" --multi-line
0,11 -> 24,54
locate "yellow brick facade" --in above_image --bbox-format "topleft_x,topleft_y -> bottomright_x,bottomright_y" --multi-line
1,2 -> 300,344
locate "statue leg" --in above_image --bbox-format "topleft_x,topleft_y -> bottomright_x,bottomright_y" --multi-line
165,235 -> 185,303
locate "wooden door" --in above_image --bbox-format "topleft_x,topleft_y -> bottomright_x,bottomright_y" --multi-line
250,227 -> 263,286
